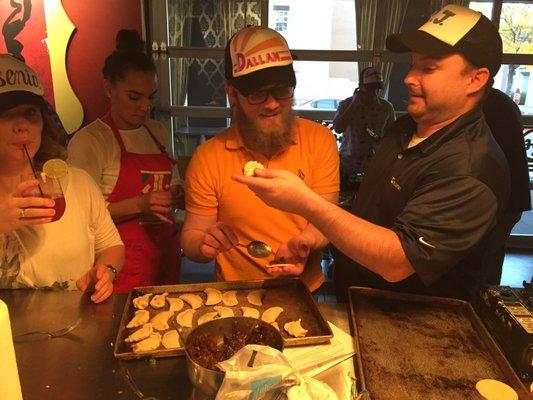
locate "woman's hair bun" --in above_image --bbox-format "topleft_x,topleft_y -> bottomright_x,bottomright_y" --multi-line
115,29 -> 144,53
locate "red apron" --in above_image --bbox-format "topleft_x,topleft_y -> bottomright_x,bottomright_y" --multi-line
104,115 -> 181,292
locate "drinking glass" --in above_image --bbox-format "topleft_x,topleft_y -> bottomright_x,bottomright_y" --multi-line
22,173 -> 66,222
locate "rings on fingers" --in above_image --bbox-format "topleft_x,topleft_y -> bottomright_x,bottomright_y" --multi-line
19,208 -> 26,219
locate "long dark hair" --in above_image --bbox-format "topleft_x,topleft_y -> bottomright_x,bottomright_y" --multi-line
34,103 -> 67,169
102,29 -> 155,83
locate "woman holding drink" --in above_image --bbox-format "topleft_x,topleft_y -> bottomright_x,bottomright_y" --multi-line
68,30 -> 183,292
0,54 -> 124,303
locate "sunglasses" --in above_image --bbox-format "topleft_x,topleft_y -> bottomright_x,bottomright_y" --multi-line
239,86 -> 295,105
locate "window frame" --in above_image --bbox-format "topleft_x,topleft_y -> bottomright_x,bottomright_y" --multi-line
145,0 -> 533,126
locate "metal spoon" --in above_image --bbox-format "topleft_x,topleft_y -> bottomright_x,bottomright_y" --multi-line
237,240 -> 272,258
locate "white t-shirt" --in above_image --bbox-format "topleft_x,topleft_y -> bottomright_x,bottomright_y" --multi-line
67,118 -> 181,199
0,167 -> 123,290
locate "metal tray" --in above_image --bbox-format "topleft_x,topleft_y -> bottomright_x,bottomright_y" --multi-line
348,287 -> 531,400
114,278 -> 333,360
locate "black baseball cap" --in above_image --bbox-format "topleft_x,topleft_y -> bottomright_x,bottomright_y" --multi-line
386,5 -> 502,77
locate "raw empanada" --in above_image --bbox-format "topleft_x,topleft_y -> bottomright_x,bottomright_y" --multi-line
204,288 -> 222,305
132,333 -> 161,353
150,292 -> 169,309
176,309 -> 196,328
197,311 -> 219,325
284,319 -> 308,338
167,297 -> 185,312
241,306 -> 260,319
214,306 -> 234,318
261,306 -> 284,323
127,310 -> 150,328
222,290 -> 239,306
150,310 -> 173,331
132,293 -> 152,310
162,330 -> 181,349
247,289 -> 265,306
125,323 -> 153,343
179,293 -> 203,309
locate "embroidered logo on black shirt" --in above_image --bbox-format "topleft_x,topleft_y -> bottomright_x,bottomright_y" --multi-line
418,237 -> 436,249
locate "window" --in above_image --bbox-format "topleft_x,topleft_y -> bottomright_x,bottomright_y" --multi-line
272,5 -> 289,32
269,1 -> 356,50
470,1 -> 533,116
292,60 -> 357,109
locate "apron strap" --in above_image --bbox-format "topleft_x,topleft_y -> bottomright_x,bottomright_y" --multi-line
102,114 -> 127,152
103,114 -> 175,165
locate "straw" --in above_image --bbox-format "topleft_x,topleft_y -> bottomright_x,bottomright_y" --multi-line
23,144 -> 44,196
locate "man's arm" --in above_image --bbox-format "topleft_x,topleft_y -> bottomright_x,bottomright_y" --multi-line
267,192 -> 339,276
296,192 -> 338,251
332,98 -> 356,133
181,212 -> 239,263
233,169 -> 414,282
181,213 -> 218,263
301,194 -> 414,282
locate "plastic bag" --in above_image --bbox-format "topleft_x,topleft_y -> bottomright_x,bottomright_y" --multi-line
216,344 -> 338,400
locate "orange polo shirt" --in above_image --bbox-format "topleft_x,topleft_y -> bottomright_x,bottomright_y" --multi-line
185,117 -> 339,291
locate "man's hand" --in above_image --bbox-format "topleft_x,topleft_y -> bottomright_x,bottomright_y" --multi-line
199,222 -> 239,259
232,168 -> 321,215
76,264 -> 114,303
266,235 -> 311,276
136,190 -> 173,223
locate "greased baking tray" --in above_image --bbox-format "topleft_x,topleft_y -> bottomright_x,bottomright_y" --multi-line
114,278 -> 333,360
348,287 -> 530,400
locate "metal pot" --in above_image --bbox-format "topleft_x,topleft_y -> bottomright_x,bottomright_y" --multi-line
184,317 -> 283,396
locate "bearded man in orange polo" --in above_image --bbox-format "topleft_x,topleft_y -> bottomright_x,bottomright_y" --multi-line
181,26 -> 339,291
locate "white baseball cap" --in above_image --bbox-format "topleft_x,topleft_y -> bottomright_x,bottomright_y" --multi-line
386,5 -> 502,77
225,26 -> 296,94
0,54 -> 45,114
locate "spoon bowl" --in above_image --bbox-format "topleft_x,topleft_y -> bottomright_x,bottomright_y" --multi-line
237,240 -> 272,258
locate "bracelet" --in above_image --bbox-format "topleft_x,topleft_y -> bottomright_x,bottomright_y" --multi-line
105,264 -> 118,280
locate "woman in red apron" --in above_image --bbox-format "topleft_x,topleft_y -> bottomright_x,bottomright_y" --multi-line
68,30 -> 182,292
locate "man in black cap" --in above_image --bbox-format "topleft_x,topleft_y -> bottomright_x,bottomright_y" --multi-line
234,5 -> 510,302
333,66 -> 395,195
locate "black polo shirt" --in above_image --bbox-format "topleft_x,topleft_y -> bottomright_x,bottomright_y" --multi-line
335,107 -> 510,301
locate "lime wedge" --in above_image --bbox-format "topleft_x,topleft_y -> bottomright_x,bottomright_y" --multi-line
43,158 -> 68,179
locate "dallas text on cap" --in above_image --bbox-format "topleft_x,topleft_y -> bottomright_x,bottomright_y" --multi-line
234,51 -> 291,74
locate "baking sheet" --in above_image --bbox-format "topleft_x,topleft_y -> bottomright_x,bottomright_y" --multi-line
348,287 -> 530,400
114,278 -> 332,360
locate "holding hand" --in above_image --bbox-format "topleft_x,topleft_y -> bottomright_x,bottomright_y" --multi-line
137,190 -> 173,223
76,263 -> 114,303
0,179 -> 55,234
266,235 -> 311,276
199,222 -> 238,259
232,168 -> 320,215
